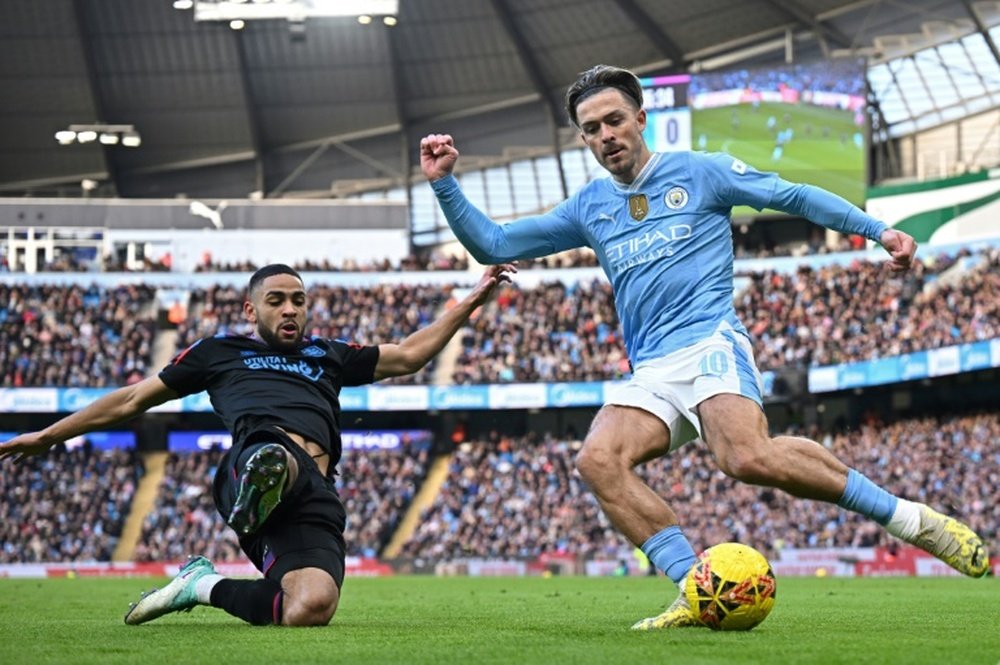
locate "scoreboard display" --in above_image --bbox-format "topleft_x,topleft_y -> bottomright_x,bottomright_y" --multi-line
639,59 -> 867,207
641,74 -> 692,152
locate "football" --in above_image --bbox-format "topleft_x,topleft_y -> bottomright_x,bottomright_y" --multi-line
685,543 -> 777,630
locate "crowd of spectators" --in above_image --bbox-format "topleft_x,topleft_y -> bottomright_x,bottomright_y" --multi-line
400,412 -> 999,563
338,444 -> 430,557
133,442 -> 430,562
133,449 -> 241,564
689,59 -> 866,98
0,444 -> 141,563
1,413 -> 995,564
192,251 -> 470,274
451,279 -> 630,384
1,248 -> 994,390
124,249 -> 596,273
737,249 -> 998,369
733,232 -> 862,259
0,283 -> 157,387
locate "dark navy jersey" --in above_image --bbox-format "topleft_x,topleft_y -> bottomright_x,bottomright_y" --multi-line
159,334 -> 379,463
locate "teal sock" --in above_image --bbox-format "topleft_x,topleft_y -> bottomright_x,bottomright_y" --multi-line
640,526 -> 697,584
837,469 -> 899,525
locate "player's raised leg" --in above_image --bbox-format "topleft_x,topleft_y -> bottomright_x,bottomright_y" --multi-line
228,442 -> 294,537
574,405 -> 700,629
698,394 -> 989,578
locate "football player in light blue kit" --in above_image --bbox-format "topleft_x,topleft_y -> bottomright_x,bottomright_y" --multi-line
420,65 -> 989,629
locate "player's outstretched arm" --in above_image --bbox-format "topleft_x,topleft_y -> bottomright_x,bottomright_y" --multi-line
0,376 -> 178,463
751,169 -> 916,273
374,264 -> 515,380
420,133 -> 585,264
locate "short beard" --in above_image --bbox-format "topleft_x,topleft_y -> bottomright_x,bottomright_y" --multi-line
257,325 -> 301,351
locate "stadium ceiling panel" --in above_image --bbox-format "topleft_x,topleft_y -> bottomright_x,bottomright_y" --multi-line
0,0 -> 994,198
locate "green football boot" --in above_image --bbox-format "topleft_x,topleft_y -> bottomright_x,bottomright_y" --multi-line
124,555 -> 216,625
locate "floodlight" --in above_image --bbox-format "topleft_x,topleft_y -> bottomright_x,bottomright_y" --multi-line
55,124 -> 142,148
121,132 -> 142,147
193,0 -> 398,22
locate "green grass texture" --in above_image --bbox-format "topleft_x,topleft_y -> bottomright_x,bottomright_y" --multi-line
693,102 -> 866,214
0,576 -> 996,665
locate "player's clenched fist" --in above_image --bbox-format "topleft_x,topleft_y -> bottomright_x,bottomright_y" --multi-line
420,133 -> 459,182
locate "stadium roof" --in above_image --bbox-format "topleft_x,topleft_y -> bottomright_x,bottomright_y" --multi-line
1,0 -> 997,199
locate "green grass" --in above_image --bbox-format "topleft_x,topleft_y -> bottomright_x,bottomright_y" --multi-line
693,102 -> 866,214
0,576 -> 997,664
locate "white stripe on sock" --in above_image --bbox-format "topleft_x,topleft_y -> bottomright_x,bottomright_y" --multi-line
195,574 -> 225,605
885,498 -> 922,541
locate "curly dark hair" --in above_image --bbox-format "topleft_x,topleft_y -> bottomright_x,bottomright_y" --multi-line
564,64 -> 643,126
248,263 -> 303,298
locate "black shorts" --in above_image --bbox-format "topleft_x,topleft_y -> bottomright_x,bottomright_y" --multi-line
213,428 -> 347,587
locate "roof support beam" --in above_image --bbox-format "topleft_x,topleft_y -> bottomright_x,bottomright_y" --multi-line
612,0 -> 687,70
759,0 -> 854,55
385,21 -> 417,250
961,0 -> 1000,69
70,0 -> 116,195
331,141 -> 402,179
232,30 -> 266,195
489,0 -> 567,199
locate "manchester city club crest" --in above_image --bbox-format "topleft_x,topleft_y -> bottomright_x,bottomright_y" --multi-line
665,186 -> 689,210
628,194 -> 649,221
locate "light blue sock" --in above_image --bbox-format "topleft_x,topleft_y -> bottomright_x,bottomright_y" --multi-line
837,469 -> 899,526
640,526 -> 697,584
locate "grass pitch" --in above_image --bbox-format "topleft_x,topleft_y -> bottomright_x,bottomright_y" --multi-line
694,102 -> 866,215
0,576 -> 996,664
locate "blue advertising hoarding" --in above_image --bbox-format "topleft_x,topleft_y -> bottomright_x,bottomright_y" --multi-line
167,429 -> 433,452
808,339 -> 1000,393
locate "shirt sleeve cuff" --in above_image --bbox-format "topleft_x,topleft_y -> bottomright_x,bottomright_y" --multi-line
430,174 -> 459,196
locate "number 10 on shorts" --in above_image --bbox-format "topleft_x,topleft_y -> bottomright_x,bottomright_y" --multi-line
700,350 -> 729,377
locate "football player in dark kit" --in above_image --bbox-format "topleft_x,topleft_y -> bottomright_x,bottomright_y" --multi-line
0,262 -> 515,626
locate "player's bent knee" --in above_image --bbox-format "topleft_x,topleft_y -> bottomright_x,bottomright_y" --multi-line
575,440 -> 619,486
280,567 -> 339,627
714,440 -> 780,485
715,443 -> 775,484
282,590 -> 338,626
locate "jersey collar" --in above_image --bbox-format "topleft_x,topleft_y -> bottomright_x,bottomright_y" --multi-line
609,152 -> 662,194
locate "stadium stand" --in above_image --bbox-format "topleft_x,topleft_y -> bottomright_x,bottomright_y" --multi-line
133,443 -> 431,562
4,412 -> 994,565
451,279 -> 629,384
400,413 -> 999,562
737,248 -> 999,369
0,283 -> 157,387
0,445 -> 141,563
5,247 -> 994,389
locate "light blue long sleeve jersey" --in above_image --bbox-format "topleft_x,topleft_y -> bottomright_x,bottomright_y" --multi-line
432,151 -> 887,367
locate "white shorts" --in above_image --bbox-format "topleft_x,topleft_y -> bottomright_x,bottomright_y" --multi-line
604,324 -> 764,452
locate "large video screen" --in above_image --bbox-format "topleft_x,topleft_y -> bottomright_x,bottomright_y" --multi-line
641,59 -> 867,211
